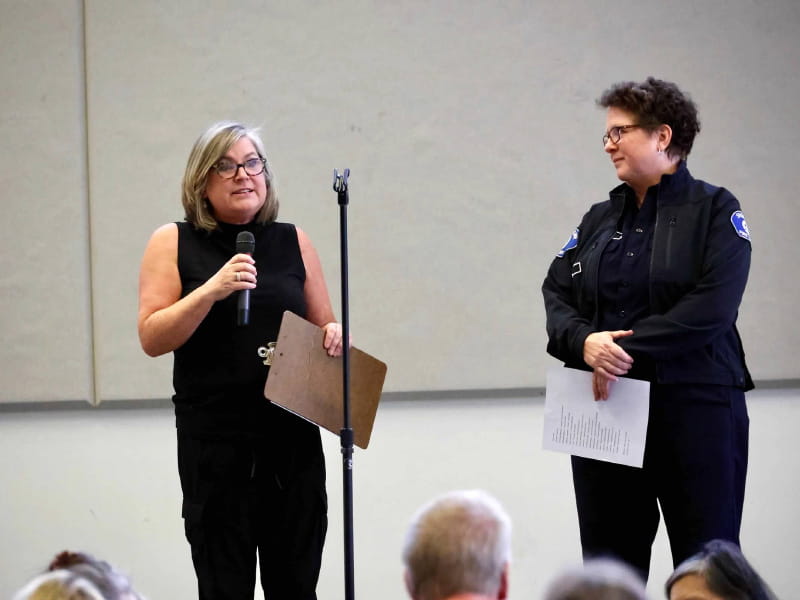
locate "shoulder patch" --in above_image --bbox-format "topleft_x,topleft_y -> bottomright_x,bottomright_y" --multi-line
730,210 -> 750,241
556,227 -> 580,258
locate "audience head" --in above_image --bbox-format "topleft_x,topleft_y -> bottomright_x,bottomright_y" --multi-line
13,570 -> 105,600
402,489 -> 512,600
665,539 -> 776,600
13,551 -> 143,600
543,557 -> 648,600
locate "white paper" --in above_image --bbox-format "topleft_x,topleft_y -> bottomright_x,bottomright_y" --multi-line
543,367 -> 650,468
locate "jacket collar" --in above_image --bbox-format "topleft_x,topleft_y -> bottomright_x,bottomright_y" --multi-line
608,160 -> 693,206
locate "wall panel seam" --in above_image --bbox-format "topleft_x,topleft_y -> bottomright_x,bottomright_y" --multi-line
81,0 -> 98,406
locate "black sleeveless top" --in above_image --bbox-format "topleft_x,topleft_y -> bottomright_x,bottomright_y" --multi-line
172,220 -> 307,434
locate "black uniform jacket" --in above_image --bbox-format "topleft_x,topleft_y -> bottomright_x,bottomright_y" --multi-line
542,162 -> 753,390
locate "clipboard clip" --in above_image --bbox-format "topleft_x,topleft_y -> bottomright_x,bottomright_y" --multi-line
257,342 -> 277,366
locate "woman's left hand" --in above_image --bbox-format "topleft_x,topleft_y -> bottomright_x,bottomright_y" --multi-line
322,322 -> 348,357
592,369 -> 615,401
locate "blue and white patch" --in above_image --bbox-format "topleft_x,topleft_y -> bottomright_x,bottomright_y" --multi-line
730,210 -> 750,241
556,227 -> 580,258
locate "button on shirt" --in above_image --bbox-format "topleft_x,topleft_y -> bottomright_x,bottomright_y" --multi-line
598,190 -> 656,333
596,189 -> 658,380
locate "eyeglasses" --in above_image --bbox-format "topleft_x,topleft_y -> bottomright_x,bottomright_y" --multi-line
602,124 -> 641,146
212,157 -> 267,179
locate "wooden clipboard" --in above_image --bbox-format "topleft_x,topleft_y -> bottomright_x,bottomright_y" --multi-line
264,311 -> 387,449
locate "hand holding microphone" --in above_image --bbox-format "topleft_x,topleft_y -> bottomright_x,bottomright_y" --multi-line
235,231 -> 256,326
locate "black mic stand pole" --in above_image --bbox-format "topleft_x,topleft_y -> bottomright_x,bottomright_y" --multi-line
333,168 -> 355,600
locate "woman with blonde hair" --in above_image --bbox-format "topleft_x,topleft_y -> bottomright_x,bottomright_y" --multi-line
139,121 -> 343,599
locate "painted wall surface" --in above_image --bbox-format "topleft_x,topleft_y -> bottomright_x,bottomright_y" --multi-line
1,1 -> 799,403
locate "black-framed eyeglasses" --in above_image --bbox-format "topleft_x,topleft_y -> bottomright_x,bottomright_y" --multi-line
602,124 -> 641,146
212,157 -> 267,179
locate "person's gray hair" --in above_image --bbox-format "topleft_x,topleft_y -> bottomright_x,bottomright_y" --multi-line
12,569 -> 106,600
543,558 -> 648,600
402,489 -> 512,600
16,551 -> 145,600
181,121 -> 279,231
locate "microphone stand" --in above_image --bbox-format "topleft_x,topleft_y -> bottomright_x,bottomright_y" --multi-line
333,168 -> 355,600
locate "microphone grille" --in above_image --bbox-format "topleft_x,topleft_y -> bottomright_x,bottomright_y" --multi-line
235,230 -> 255,254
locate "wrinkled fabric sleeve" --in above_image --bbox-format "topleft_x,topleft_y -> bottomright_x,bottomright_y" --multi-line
541,219 -> 595,366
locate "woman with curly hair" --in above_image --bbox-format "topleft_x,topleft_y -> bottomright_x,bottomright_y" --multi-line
542,78 -> 753,580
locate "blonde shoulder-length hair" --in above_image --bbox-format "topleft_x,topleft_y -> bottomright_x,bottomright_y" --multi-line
181,121 -> 279,231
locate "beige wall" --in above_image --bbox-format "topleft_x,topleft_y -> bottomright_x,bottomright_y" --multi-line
1,0 -> 799,404
0,388 -> 797,598
0,1 -> 93,402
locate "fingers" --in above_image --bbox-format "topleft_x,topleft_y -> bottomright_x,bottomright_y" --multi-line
587,350 -> 632,375
610,329 -> 635,340
322,323 -> 344,357
598,373 -> 610,400
230,266 -> 256,286
583,331 -> 633,373
593,369 -> 614,401
603,338 -> 634,366
229,254 -> 257,284
592,371 -> 602,400
598,352 -> 633,376
225,256 -> 256,287
207,255 -> 257,301
592,372 -> 602,401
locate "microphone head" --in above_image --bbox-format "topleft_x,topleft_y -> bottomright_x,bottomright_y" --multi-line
235,230 -> 255,254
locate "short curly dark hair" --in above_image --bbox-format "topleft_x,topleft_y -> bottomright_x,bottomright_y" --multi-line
598,77 -> 701,160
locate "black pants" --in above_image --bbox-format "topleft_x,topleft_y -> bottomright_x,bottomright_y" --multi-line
177,416 -> 327,600
571,383 -> 749,581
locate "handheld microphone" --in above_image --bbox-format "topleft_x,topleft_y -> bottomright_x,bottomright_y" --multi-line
235,231 -> 255,326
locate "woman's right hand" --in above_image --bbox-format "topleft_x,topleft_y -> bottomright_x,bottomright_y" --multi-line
584,330 -> 634,401
583,330 -> 634,377
138,224 -> 257,357
203,253 -> 257,301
